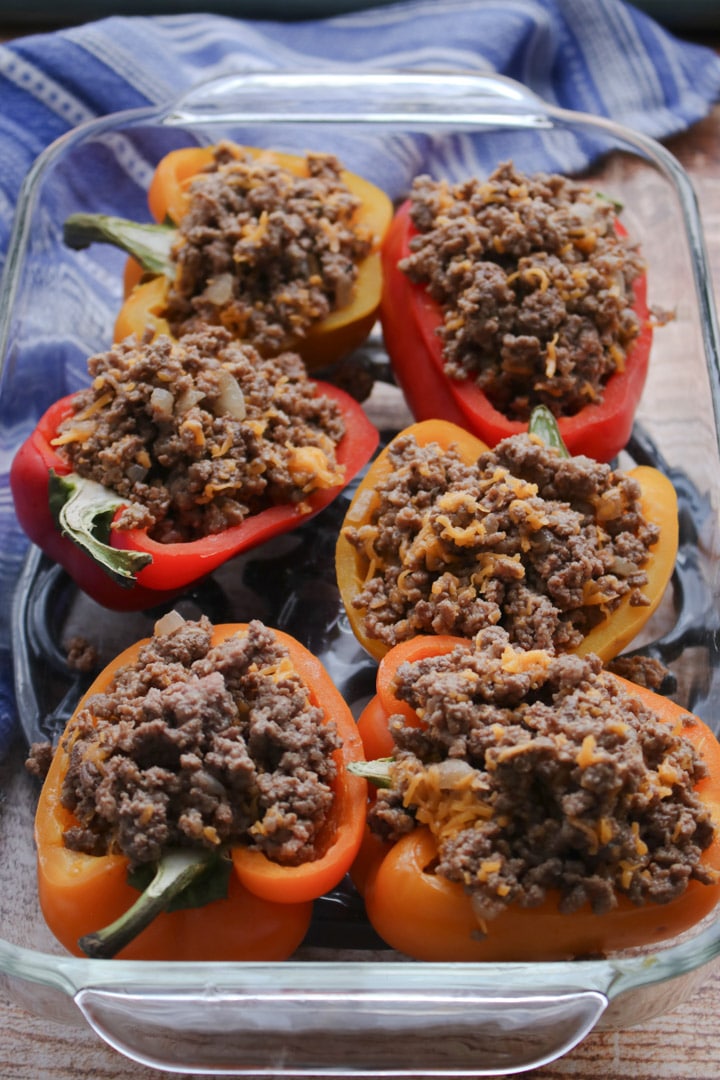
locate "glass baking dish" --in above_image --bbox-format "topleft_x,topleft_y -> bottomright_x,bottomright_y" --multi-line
1,71 -> 720,1078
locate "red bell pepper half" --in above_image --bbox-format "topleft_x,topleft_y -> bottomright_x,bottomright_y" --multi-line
380,199 -> 653,463
10,382 -> 378,611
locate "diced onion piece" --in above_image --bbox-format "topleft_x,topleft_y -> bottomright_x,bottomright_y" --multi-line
150,386 -> 175,418
434,758 -> 476,790
202,273 -> 234,305
214,369 -> 246,420
176,387 -> 206,413
126,463 -> 148,483
154,610 -> 186,636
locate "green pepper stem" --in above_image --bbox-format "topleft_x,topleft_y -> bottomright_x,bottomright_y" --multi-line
49,470 -> 152,587
78,849 -> 214,959
348,758 -> 394,789
63,213 -> 176,279
596,191 -> 624,212
528,405 -> 571,458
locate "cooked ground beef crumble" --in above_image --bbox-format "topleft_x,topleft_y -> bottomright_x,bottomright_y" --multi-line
343,430 -> 659,652
54,326 -> 346,542
369,626 -> 716,924
54,616 -> 340,868
400,161 -> 646,419
25,741 -> 54,781
164,143 -> 373,354
607,652 -> 671,692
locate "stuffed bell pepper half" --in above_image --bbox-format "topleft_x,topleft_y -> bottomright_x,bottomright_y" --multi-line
380,162 -> 654,462
10,327 -> 378,610
350,629 -> 720,962
336,408 -> 678,662
28,613 -> 367,960
64,142 -> 394,371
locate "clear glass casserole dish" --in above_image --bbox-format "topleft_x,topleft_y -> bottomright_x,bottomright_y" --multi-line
1,71 -> 720,1078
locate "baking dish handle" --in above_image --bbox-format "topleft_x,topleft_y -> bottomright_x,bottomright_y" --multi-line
75,984 -> 607,1075
165,71 -> 552,127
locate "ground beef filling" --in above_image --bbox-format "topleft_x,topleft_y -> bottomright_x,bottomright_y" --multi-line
59,617 -> 341,868
54,327 -> 346,542
164,144 -> 373,354
400,161 -> 645,420
369,627 -> 716,926
343,431 -> 658,652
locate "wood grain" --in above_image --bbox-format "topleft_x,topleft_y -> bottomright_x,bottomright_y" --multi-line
1,71 -> 720,1080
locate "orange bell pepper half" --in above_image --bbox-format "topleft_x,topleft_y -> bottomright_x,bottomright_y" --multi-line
357,634 -> 464,758
380,199 -> 653,463
115,143 -> 393,369
335,417 -> 678,662
230,634 -> 368,905
352,638 -> 720,962
34,622 -> 367,960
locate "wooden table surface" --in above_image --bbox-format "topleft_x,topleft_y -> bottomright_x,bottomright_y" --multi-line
2,26 -> 720,1080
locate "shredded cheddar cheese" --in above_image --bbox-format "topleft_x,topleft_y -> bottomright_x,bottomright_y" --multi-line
287,444 -> 345,492
576,733 -> 599,769
398,760 -> 496,844
499,644 -> 551,675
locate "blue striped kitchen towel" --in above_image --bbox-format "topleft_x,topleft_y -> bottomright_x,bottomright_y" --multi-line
0,0 -> 719,756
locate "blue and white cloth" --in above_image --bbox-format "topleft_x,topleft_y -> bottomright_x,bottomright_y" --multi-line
0,0 -> 719,756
